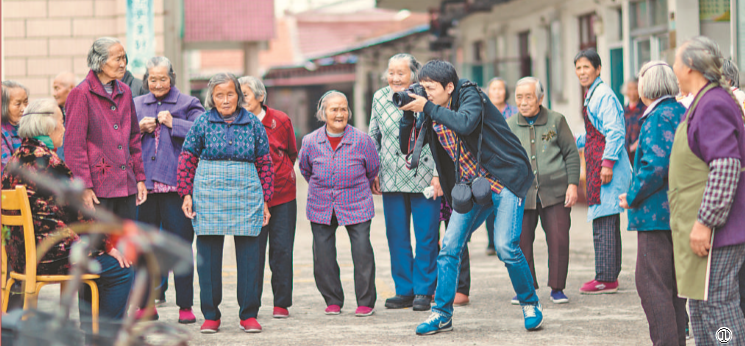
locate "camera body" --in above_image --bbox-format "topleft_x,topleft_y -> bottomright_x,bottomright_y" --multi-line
392,83 -> 427,107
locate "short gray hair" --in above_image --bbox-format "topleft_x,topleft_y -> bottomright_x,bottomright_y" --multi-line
315,90 -> 351,121
638,60 -> 679,100
237,76 -> 267,105
723,59 -> 740,88
388,53 -> 421,83
2,81 -> 29,121
87,37 -> 122,73
204,73 -> 245,110
515,76 -> 544,100
18,99 -> 59,138
143,56 -> 176,90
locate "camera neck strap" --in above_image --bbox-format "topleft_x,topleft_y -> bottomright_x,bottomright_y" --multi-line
405,113 -> 428,171
454,82 -> 487,183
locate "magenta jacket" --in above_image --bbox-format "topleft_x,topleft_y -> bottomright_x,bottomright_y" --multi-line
64,70 -> 146,198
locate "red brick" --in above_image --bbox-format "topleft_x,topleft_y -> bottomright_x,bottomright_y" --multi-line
49,38 -> 96,57
27,19 -> 72,37
5,39 -> 48,57
3,19 -> 26,38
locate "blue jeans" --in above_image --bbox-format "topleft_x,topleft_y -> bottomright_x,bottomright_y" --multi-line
79,254 -> 135,332
197,235 -> 264,320
137,192 -> 195,309
485,213 -> 496,249
433,188 -> 539,318
382,193 -> 440,296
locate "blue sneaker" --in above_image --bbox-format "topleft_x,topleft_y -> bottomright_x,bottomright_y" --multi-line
522,303 -> 544,330
416,312 -> 453,335
550,290 -> 569,304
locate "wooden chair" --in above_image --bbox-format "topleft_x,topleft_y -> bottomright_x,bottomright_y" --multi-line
1,186 -> 100,333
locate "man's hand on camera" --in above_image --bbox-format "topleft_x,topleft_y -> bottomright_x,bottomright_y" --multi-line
398,93 -> 428,113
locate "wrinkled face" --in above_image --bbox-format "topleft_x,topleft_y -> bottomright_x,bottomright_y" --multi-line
147,66 -> 171,99
575,57 -> 601,88
673,46 -> 691,95
626,81 -> 639,102
52,79 -> 73,107
324,95 -> 349,134
387,59 -> 413,93
101,44 -> 127,81
49,107 -> 65,149
515,82 -> 542,117
420,79 -> 454,107
7,88 -> 29,125
213,81 -> 239,116
488,80 -> 507,105
241,84 -> 264,116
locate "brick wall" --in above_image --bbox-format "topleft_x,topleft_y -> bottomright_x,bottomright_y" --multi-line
2,0 -> 165,98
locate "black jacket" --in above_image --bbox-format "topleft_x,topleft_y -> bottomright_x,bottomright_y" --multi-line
122,71 -> 146,98
400,79 -> 533,204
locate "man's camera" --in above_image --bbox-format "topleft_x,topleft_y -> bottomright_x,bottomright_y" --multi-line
392,83 -> 427,107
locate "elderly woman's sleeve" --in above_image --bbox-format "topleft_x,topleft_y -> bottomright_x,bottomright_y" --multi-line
596,92 -> 626,166
626,112 -> 674,207
176,115 -> 205,197
1,131 -> 14,168
368,104 -> 382,153
128,98 -> 146,182
299,137 -> 312,182
63,88 -> 94,188
557,115 -> 581,186
171,96 -> 205,139
286,118 -> 299,164
254,122 -> 274,202
363,135 -> 380,183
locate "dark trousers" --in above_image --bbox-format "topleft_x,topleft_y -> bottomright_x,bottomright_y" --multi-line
486,213 -> 496,249
520,203 -> 571,290
310,215 -> 376,308
636,231 -> 687,346
98,195 -> 137,220
738,257 -> 745,318
136,192 -> 195,309
593,214 -> 622,282
196,235 -> 264,320
79,254 -> 135,333
443,219 -> 470,295
690,244 -> 745,346
258,200 -> 297,309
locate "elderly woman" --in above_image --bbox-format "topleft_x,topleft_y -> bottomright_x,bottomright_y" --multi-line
134,56 -> 204,324
64,37 -> 147,219
1,81 -> 29,169
299,90 -> 380,317
1,98 -> 134,331
237,76 -> 298,319
368,54 -> 441,311
722,59 -> 745,115
623,79 -> 646,164
618,61 -> 687,345
669,36 -> 745,344
177,73 -> 274,334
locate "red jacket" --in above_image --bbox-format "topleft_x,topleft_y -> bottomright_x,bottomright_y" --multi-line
64,70 -> 146,198
262,107 -> 298,207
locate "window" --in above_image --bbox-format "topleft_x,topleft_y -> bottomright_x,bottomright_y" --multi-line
550,20 -> 564,100
471,41 -> 486,86
629,0 -> 669,74
519,31 -> 532,78
578,13 -> 597,51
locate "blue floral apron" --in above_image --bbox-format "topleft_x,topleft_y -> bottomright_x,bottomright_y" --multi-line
192,160 -> 264,236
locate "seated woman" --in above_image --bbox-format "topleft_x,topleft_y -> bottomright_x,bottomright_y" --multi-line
1,98 -> 134,327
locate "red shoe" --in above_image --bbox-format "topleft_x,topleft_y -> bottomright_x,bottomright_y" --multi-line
178,308 -> 197,324
355,306 -> 374,317
325,305 -> 341,315
273,307 -> 289,319
200,319 -> 221,334
239,318 -> 262,333
135,307 -> 159,321
579,280 -> 619,294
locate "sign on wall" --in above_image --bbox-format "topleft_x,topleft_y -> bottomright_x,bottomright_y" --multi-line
126,0 -> 155,75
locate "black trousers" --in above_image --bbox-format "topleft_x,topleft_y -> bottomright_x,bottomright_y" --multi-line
258,200 -> 297,309
310,215 -> 376,308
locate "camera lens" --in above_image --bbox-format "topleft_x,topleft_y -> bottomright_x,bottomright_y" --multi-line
392,91 -> 412,107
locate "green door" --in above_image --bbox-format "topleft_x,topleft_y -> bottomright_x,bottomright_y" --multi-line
610,48 -> 624,103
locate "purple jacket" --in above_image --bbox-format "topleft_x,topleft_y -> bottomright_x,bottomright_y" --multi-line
299,125 -> 379,226
64,70 -> 146,198
134,87 -> 204,189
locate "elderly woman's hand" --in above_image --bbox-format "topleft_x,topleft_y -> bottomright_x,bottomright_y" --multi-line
136,182 -> 147,206
263,204 -> 271,226
82,189 -> 100,210
182,195 -> 196,219
157,110 -> 173,128
139,117 -> 157,133
690,221 -> 713,257
618,193 -> 630,209
371,176 -> 382,195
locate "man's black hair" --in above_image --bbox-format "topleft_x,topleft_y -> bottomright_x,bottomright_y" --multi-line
418,60 -> 459,89
573,49 -> 601,69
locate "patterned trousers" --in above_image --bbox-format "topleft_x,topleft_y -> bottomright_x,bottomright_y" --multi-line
593,214 -> 622,282
690,243 -> 745,346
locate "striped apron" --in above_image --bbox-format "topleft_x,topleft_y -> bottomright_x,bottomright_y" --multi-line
192,160 -> 264,236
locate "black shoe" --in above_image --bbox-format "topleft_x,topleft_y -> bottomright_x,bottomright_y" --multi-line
412,295 -> 432,311
385,295 -> 414,309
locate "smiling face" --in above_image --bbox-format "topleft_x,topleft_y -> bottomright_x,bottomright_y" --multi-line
212,81 -> 240,116
488,80 -> 507,106
99,43 -> 127,82
324,95 -> 349,134
7,88 -> 29,126
420,79 -> 454,107
575,57 -> 601,88
147,66 -> 172,99
49,107 -> 65,149
515,82 -> 543,117
241,84 -> 264,115
387,59 -> 413,93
